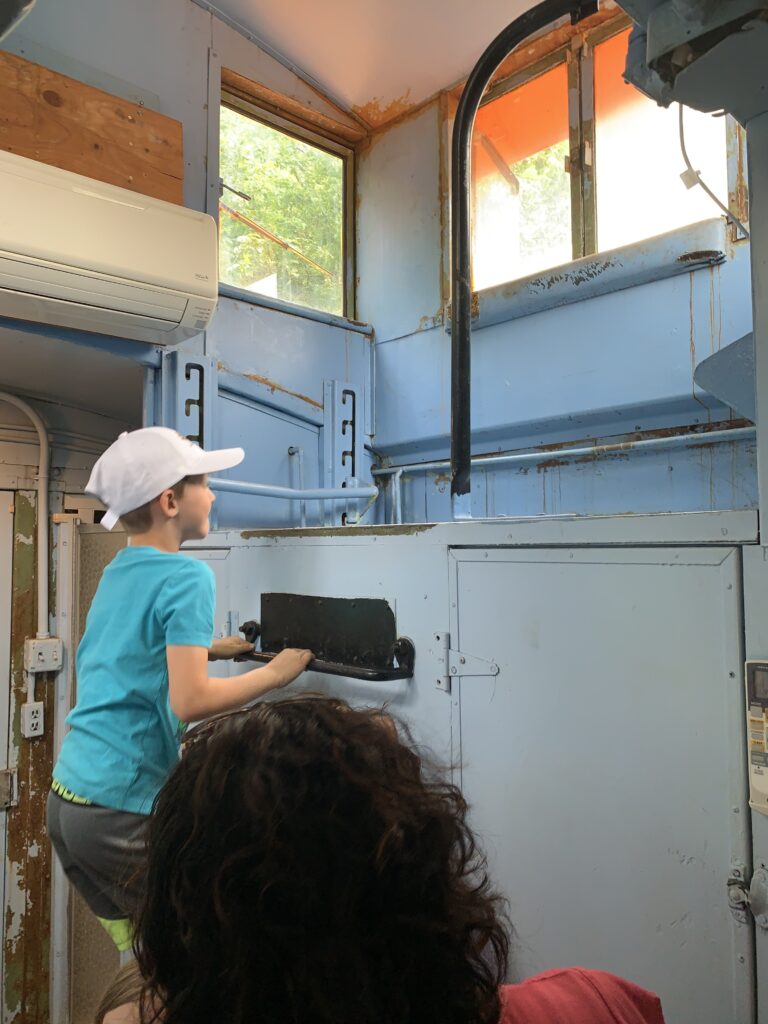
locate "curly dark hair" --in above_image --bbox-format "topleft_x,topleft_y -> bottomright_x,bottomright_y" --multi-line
135,696 -> 510,1024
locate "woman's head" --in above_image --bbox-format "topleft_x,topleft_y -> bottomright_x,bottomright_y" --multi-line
136,696 -> 509,1024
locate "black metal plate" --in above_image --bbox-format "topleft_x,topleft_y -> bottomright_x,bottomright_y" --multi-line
239,593 -> 415,681
262,593 -> 396,669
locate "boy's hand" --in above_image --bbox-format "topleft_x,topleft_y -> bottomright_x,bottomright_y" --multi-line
268,648 -> 314,688
208,636 -> 255,662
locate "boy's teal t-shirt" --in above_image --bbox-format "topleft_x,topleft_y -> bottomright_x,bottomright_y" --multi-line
54,546 -> 216,815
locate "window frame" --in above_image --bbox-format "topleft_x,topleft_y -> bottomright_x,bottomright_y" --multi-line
472,12 -> 747,288
219,88 -> 356,321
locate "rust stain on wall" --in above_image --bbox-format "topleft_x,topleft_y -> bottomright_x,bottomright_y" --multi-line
353,90 -> 414,129
727,122 -> 749,234
217,363 -> 323,410
5,491 -> 53,1024
677,250 -> 721,264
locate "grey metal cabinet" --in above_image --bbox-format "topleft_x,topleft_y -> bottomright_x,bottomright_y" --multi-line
450,547 -> 753,1024
180,514 -> 761,1023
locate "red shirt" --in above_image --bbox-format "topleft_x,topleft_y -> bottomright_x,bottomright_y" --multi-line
500,968 -> 665,1023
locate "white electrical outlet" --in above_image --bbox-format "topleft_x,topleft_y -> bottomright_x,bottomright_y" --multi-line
21,701 -> 44,739
23,637 -> 63,673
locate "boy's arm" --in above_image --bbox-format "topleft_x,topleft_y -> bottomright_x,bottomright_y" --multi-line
208,636 -> 254,661
167,645 -> 312,721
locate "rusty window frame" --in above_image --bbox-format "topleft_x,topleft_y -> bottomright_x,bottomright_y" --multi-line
219,89 -> 356,320
473,11 -> 748,281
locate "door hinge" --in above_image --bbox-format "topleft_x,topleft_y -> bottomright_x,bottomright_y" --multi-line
0,769 -> 18,810
728,863 -> 768,930
434,632 -> 499,692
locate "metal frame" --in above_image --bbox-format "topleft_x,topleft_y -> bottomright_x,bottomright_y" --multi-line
219,89 -> 357,321
49,516 -> 78,1024
471,11 -> 746,274
183,509 -> 760,552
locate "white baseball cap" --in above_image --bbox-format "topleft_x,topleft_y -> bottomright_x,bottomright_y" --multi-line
86,427 -> 244,530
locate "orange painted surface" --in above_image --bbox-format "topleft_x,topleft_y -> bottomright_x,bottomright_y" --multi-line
595,28 -> 645,121
473,61 -> 569,180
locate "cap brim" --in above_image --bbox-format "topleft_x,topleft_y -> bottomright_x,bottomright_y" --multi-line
193,447 -> 245,476
101,509 -> 119,530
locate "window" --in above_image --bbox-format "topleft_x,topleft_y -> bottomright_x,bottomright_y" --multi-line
471,21 -> 735,292
219,101 -> 350,317
473,60 -> 571,288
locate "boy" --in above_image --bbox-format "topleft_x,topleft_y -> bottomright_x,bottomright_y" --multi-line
47,427 -> 312,951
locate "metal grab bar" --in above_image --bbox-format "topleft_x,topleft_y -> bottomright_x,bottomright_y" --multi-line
239,648 -> 415,683
450,0 -> 598,498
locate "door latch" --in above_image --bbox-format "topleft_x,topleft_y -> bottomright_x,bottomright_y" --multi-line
727,862 -> 768,930
434,632 -> 499,692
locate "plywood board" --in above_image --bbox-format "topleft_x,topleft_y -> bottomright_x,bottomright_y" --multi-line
0,50 -> 183,203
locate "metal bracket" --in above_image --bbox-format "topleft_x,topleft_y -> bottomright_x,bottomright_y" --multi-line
0,769 -> 17,810
157,352 -> 216,449
449,648 -> 499,678
435,632 -> 499,691
728,863 -> 752,925
323,380 -> 363,525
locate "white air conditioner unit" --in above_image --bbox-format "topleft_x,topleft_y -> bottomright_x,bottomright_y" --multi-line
0,149 -> 218,346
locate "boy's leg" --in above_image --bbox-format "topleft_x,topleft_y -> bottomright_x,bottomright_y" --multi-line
47,791 -> 147,951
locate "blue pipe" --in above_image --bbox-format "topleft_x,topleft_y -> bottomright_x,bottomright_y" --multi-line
209,476 -> 378,501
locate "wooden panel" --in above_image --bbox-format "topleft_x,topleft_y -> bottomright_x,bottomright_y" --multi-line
0,51 -> 183,204
4,491 -> 54,1024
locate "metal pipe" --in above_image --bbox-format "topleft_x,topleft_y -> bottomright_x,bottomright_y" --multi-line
0,392 -> 50,636
375,426 -> 756,523
288,446 -> 308,527
377,426 -> 755,477
209,476 -> 378,502
450,0 -> 596,498
391,469 -> 403,526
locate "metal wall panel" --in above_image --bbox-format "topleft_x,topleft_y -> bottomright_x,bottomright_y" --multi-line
739,545 -> 768,1024
451,546 -> 752,1024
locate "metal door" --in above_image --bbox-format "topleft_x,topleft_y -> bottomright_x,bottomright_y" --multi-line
451,546 -> 753,1024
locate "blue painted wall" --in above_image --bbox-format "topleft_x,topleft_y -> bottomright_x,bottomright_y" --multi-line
358,100 -> 757,521
0,2 -> 757,526
0,0 -> 374,528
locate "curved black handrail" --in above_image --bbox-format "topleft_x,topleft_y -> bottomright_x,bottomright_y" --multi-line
450,0 -> 597,496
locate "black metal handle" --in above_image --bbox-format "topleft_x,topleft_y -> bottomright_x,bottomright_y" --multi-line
239,638 -> 415,683
450,0 -> 597,497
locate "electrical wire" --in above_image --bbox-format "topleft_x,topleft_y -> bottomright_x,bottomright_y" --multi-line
678,103 -> 749,239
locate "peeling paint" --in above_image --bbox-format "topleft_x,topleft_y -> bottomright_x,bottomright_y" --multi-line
353,90 -> 413,129
530,258 -> 615,291
241,522 -> 434,540
5,491 -> 53,1023
677,250 -> 721,264
417,312 -> 443,332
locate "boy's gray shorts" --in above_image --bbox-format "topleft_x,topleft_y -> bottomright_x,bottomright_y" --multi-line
46,790 -> 147,922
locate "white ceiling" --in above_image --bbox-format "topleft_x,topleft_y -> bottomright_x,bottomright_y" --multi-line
213,0 -> 533,125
